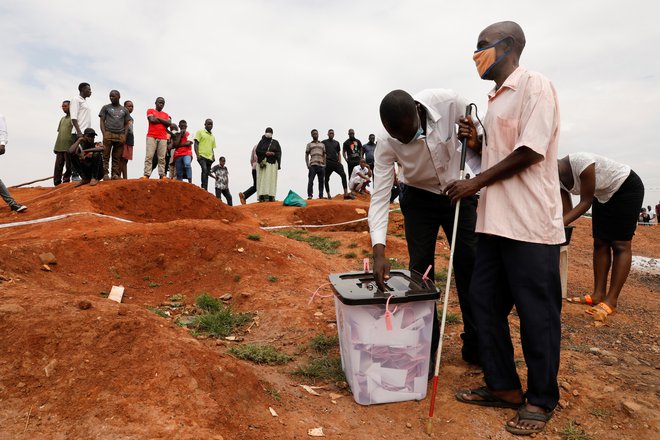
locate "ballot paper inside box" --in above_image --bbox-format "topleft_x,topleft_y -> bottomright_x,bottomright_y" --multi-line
329,270 -> 439,405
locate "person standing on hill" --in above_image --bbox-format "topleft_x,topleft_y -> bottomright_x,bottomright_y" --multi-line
238,144 -> 258,205
448,21 -> 563,436
255,127 -> 281,202
99,90 -> 132,180
343,128 -> 363,178
211,156 -> 233,205
172,120 -> 193,183
0,114 -> 27,212
143,97 -> 171,179
194,118 -> 216,191
559,153 -> 644,320
70,82 -> 93,181
305,129 -> 326,199
119,100 -> 134,179
323,129 -> 353,200
53,100 -> 72,186
363,133 -> 377,172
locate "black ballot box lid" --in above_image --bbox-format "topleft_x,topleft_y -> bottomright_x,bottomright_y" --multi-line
329,270 -> 440,306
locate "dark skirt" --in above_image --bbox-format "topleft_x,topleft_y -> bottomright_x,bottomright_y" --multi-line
592,170 -> 644,241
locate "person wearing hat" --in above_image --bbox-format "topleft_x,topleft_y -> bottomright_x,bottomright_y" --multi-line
69,128 -> 104,186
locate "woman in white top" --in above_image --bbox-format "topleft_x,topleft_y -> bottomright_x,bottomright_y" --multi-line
558,153 -> 644,321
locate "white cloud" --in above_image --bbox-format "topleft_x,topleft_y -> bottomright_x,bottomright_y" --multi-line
1,0 -> 659,206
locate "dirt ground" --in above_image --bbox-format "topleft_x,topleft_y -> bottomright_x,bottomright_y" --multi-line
0,180 -> 657,439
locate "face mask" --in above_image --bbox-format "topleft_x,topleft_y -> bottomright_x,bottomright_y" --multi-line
411,125 -> 424,142
473,37 -> 511,79
265,133 -> 272,139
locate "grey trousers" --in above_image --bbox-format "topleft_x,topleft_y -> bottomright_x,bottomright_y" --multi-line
0,178 -> 19,209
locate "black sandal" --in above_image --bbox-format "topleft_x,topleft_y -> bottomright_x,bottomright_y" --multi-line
455,386 -> 522,409
505,406 -> 553,436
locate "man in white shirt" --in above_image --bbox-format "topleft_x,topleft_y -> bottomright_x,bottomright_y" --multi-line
69,82 -> 93,181
368,89 -> 479,365
0,114 -> 27,212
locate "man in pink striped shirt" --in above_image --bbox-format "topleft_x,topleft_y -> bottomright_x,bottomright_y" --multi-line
447,21 -> 564,436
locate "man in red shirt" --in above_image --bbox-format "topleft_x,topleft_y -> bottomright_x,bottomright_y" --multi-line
142,97 -> 171,179
172,120 -> 193,182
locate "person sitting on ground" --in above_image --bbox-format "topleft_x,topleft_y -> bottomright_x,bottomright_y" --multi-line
0,114 -> 27,212
638,208 -> 650,224
210,156 -> 233,205
348,158 -> 372,195
172,120 -> 193,183
69,128 -> 103,187
647,205 -> 656,223
559,153 -> 644,321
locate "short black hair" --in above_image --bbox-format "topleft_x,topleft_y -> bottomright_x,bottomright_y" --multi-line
311,129 -> 318,134
62,100 -> 70,104
380,90 -> 416,131
124,100 -> 133,106
78,82 -> 90,92
219,156 -> 226,161
179,119 -> 187,124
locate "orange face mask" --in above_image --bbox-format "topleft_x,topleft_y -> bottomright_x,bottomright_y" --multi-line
473,38 -> 511,79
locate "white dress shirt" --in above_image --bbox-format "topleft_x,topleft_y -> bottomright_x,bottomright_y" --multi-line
368,89 -> 480,246
70,95 -> 92,133
0,114 -> 7,146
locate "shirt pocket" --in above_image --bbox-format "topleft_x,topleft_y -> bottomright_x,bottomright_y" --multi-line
492,116 -> 519,153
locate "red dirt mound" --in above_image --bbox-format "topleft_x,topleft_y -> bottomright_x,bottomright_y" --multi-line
0,179 -> 243,224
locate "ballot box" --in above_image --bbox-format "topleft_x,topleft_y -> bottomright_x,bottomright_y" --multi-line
329,270 -> 440,405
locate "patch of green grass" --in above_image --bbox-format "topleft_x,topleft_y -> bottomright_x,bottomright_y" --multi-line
560,421 -> 592,440
344,252 -> 357,259
196,293 -> 221,313
275,229 -> 308,241
148,282 -> 161,288
514,358 -> 525,367
247,234 -> 261,241
388,258 -> 406,269
307,235 -> 341,254
291,356 -> 345,382
276,229 -> 340,254
147,307 -> 168,318
267,275 -> 278,282
228,344 -> 293,365
143,275 -> 151,280
309,334 -> 339,353
445,312 -> 462,325
347,242 -> 358,249
169,294 -> 184,302
588,408 -> 611,418
264,385 -> 281,401
192,305 -> 252,338
99,290 -> 109,297
233,274 -> 241,282
361,249 -> 370,255
434,268 -> 448,284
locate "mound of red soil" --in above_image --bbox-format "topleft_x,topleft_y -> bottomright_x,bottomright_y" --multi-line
1,179 -> 243,224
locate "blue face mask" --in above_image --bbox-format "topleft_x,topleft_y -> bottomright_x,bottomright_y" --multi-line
411,125 -> 424,142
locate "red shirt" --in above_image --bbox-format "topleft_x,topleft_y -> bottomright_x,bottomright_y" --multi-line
173,131 -> 192,158
146,109 -> 169,139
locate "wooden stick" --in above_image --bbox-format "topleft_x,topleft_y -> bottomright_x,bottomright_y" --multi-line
23,406 -> 32,433
11,176 -> 54,188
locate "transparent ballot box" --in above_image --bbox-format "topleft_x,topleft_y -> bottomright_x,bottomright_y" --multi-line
329,270 -> 439,405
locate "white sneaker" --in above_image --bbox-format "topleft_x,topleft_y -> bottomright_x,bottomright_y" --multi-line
13,205 -> 27,213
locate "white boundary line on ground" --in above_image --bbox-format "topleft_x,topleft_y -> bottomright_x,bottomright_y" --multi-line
0,212 -> 134,229
260,208 -> 401,230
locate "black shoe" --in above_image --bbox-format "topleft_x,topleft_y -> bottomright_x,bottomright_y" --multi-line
11,205 -> 27,213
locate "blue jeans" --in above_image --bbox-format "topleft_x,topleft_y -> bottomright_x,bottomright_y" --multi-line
175,155 -> 193,181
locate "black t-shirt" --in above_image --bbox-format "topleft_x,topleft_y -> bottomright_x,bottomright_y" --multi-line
343,138 -> 363,163
322,139 -> 341,164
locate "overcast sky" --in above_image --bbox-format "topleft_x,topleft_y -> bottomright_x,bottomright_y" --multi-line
1,0 -> 658,207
